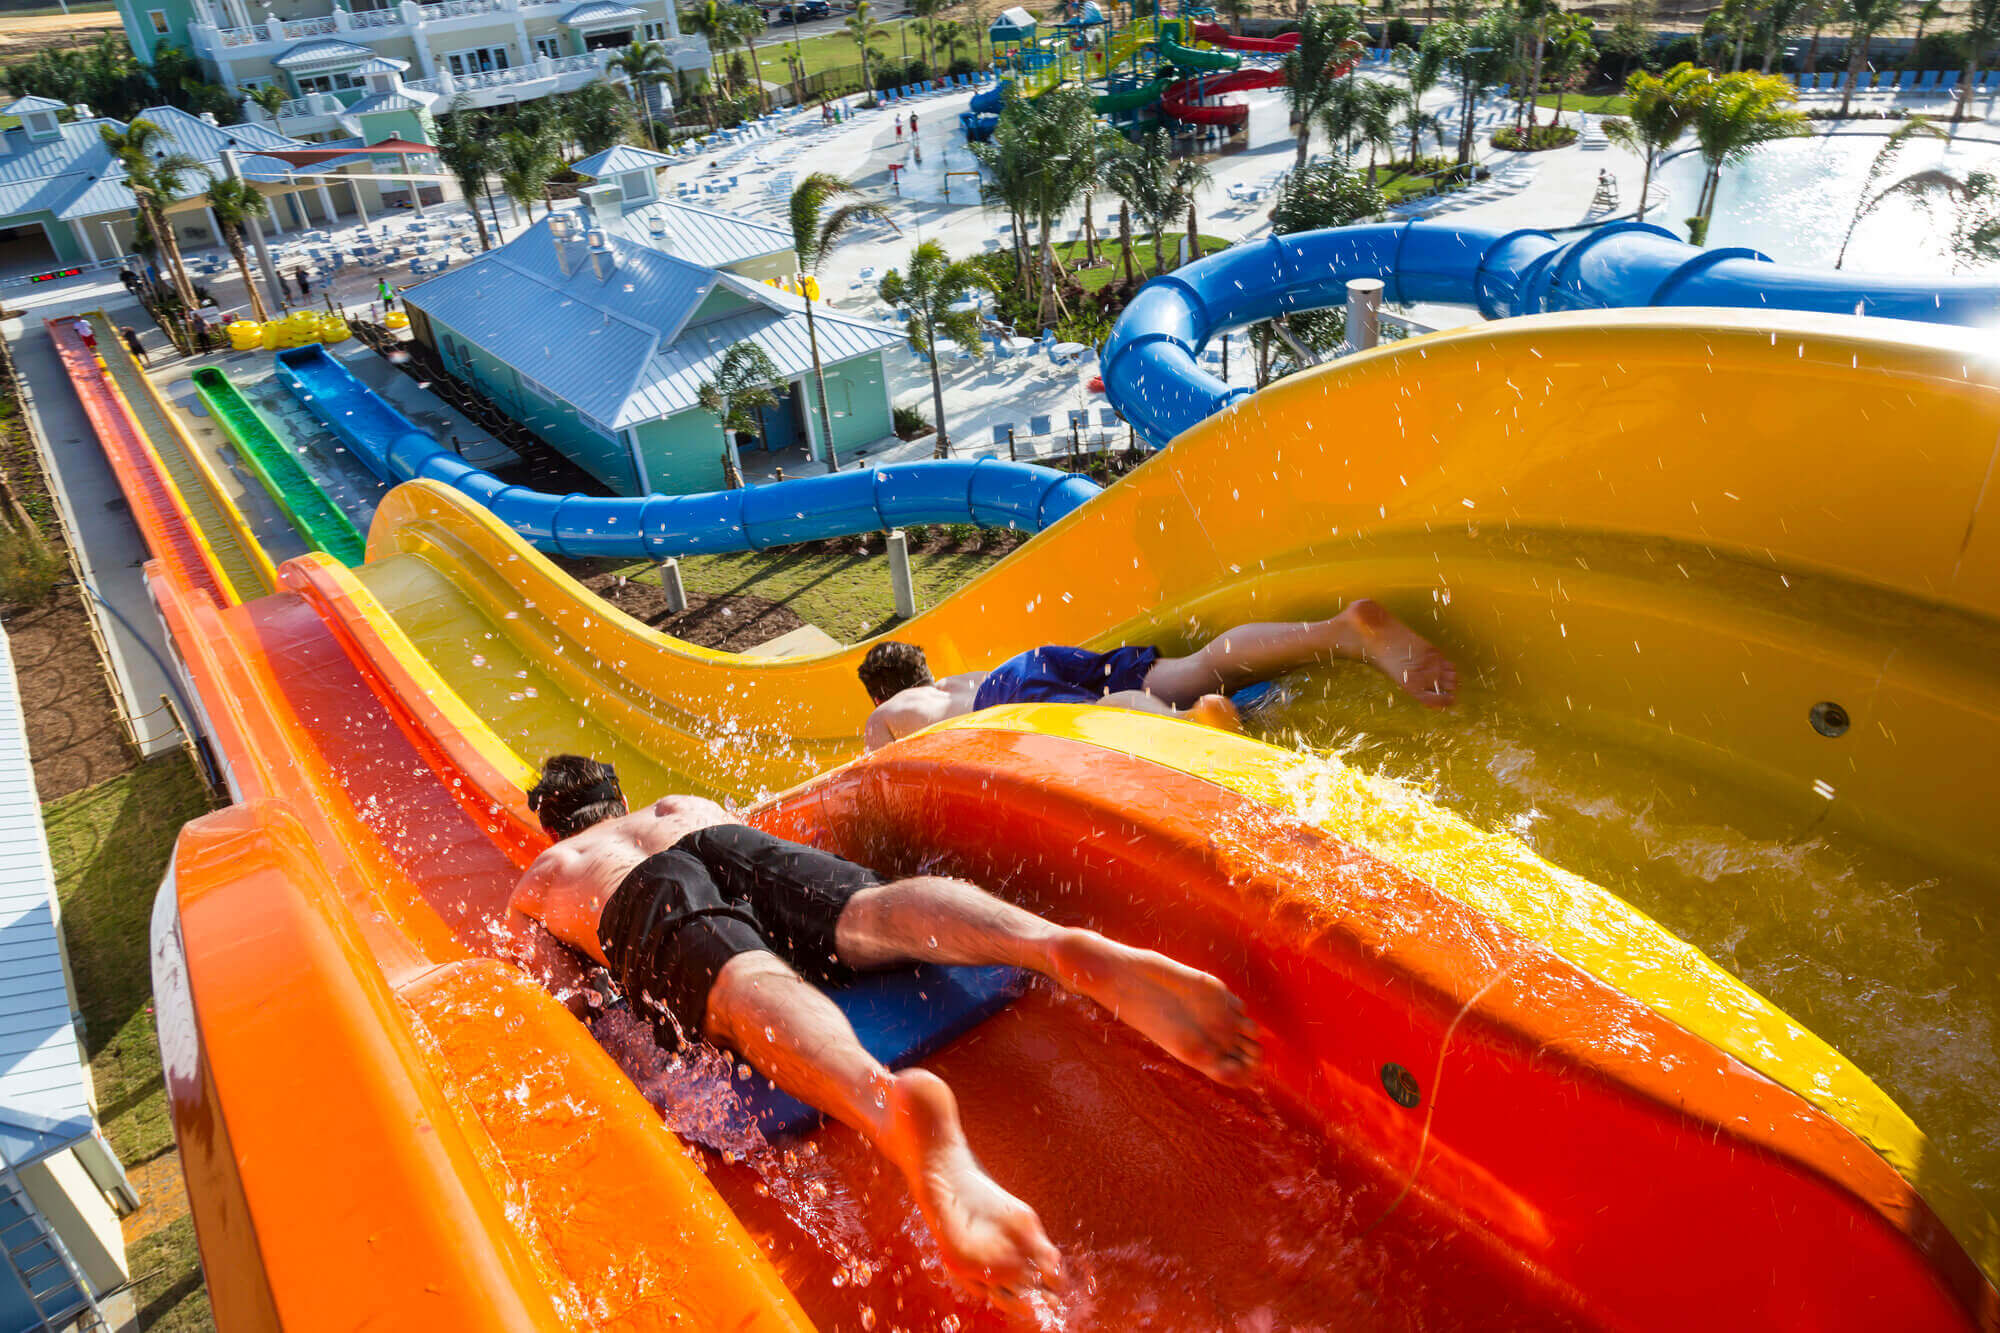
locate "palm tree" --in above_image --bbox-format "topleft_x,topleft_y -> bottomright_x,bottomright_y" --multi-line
248,80 -> 289,124
790,173 -> 896,470
879,243 -> 989,457
435,99 -> 499,250
100,119 -> 200,308
1104,127 -> 1211,276
1355,80 -> 1400,181
1218,0 -> 1253,34
682,2 -> 736,100
1284,4 -> 1366,169
563,79 -> 636,156
969,88 -> 1106,319
1836,117 -> 1947,265
698,342 -> 784,487
1955,0 -> 2000,124
910,0 -> 947,72
204,175 -> 273,321
1758,0 -> 1812,73
847,0 -> 886,97
1877,167 -> 2000,268
1517,0 -> 1553,129
729,2 -> 773,115
1688,70 -> 1809,242
1905,0 -> 1945,69
1836,0 -> 1899,117
1602,62 -> 1705,222
607,39 -> 672,146
1394,41 -> 1449,164
1546,14 -> 1595,128
1396,93 -> 1447,170
496,127 -> 560,223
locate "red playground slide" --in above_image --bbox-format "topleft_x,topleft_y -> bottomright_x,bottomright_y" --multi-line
1191,20 -> 1300,51
1160,65 -> 1286,128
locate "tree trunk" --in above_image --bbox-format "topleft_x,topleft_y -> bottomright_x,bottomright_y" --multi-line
1804,22 -> 1822,74
1527,19 -> 1545,128
467,179 -> 492,250
721,419 -> 743,487
804,294 -> 841,470
1295,114 -> 1313,169
1635,151 -> 1654,221
1185,197 -> 1198,267
1839,33 -> 1862,116
153,203 -> 198,309
1954,41 -> 1980,123
1084,192 -> 1099,266
928,315 -> 951,456
1119,201 -> 1135,285
1908,18 -> 1926,70
226,230 -> 268,321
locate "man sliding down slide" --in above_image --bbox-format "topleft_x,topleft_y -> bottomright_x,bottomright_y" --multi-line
860,598 -> 1459,750
508,757 -> 1261,1312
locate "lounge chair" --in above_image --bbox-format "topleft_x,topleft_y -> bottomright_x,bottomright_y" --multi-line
991,424 -> 1014,447
1941,70 -> 1961,91
1029,413 -> 1051,436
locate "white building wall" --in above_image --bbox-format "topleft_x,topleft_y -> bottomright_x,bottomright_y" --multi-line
18,1151 -> 128,1298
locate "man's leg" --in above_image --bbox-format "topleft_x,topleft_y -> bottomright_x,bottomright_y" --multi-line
702,951 -> 1062,1310
1140,598 -> 1458,710
834,876 -> 1261,1085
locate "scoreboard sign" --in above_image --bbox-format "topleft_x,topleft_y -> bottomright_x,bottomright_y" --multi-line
28,266 -> 86,283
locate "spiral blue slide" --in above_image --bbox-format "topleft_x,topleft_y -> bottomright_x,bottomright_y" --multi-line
1101,219 -> 2000,446
273,343 -> 1100,558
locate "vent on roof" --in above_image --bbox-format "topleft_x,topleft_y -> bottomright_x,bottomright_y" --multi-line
200,111 -> 219,125
647,213 -> 667,238
587,229 -> 614,283
549,212 -> 576,242
72,104 -> 91,118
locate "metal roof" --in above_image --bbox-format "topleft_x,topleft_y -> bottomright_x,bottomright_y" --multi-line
0,106 -> 310,224
600,199 -> 792,270
353,55 -> 412,74
343,91 -> 428,115
561,1 -> 645,22
569,145 -> 675,179
406,216 -> 900,429
274,38 -> 379,69
0,96 -> 67,118
0,628 -> 96,1171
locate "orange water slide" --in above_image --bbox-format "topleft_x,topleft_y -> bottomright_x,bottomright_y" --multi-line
148,543 -> 1998,1331
46,319 -> 235,606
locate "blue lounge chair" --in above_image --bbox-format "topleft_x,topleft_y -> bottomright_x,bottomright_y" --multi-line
1982,71 -> 1998,90
1068,409 -> 1089,432
1029,413 -> 1051,436
1917,70 -> 1939,89
1941,70 -> 1961,90
991,424 -> 1014,446
1097,407 -> 1121,429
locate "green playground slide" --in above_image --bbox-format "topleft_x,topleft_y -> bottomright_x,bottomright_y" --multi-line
1154,25 -> 1240,73
1094,74 -> 1177,111
190,366 -> 367,567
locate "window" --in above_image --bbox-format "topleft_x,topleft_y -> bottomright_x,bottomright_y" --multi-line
642,20 -> 667,41
148,9 -> 170,33
618,170 -> 650,202
533,34 -> 561,58
446,45 -> 514,76
294,70 -> 365,95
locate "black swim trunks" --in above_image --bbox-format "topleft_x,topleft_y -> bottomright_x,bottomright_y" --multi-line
596,823 -> 882,1048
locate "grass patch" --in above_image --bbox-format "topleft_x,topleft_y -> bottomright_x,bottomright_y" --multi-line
1042,233 -> 1229,292
0,522 -> 63,607
1535,92 -> 1630,116
127,1214 -> 212,1332
750,24 -> 980,83
624,543 -> 1012,641
46,756 -> 213,1167
1493,123 -> 1579,151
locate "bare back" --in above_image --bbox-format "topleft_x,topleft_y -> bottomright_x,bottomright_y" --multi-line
864,672 -> 987,750
509,795 -> 739,963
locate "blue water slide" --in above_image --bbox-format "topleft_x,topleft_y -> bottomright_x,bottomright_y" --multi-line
272,344 -> 1100,558
1101,220 -> 2000,446
969,78 -> 1009,113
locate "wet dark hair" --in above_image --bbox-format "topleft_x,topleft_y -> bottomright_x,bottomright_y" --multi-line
858,641 -> 932,704
526,755 -> 626,839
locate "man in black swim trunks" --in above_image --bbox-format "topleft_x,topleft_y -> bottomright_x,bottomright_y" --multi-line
858,599 -> 1460,749
507,755 -> 1260,1313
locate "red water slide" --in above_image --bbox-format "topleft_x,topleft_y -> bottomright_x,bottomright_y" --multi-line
1191,20 -> 1299,51
1160,65 -> 1286,128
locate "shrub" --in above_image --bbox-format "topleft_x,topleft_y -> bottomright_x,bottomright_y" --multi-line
1493,124 -> 1579,151
0,523 -> 64,609
1384,17 -> 1418,49
893,404 -> 933,439
945,523 -> 977,546
1269,158 -> 1386,234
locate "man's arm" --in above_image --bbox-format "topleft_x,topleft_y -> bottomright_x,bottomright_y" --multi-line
864,703 -> 897,751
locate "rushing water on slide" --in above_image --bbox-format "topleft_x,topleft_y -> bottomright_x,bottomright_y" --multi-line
1244,665 -> 2000,1218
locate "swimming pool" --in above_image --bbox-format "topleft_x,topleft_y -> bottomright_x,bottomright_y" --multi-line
1652,132 -> 2000,272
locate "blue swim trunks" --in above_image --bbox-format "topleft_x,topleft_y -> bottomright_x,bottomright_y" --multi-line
973,645 -> 1162,711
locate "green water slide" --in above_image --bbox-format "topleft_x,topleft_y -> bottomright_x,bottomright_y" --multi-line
1155,23 -> 1240,73
191,366 -> 366,567
1094,75 -> 1178,111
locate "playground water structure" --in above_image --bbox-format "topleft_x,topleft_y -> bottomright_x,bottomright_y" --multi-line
1102,218 -> 2000,444
271,342 -> 1101,558
40,291 -> 1999,1324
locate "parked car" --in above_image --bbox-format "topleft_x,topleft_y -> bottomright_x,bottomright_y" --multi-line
771,0 -> 830,21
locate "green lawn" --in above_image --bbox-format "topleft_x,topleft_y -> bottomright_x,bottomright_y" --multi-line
746,24 -> 981,83
45,757 -> 215,1330
1535,91 -> 1630,116
1048,234 -> 1228,292
617,542 -> 1013,641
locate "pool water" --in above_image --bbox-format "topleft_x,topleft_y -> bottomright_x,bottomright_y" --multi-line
1651,133 -> 2000,272
1248,667 -> 2000,1216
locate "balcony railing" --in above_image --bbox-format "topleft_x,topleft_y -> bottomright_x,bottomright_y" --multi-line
350,6 -> 403,26
200,2 -> 686,57
405,49 -> 610,95
414,0 -> 504,20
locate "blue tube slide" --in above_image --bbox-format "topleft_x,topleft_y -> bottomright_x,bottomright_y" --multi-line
1101,220 -> 2000,446
273,343 -> 1101,558
969,78 -> 1009,113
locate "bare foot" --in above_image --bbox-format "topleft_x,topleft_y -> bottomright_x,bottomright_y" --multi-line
1345,598 -> 1458,709
1188,693 -> 1243,734
881,1069 -> 1064,1312
1051,931 -> 1261,1086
